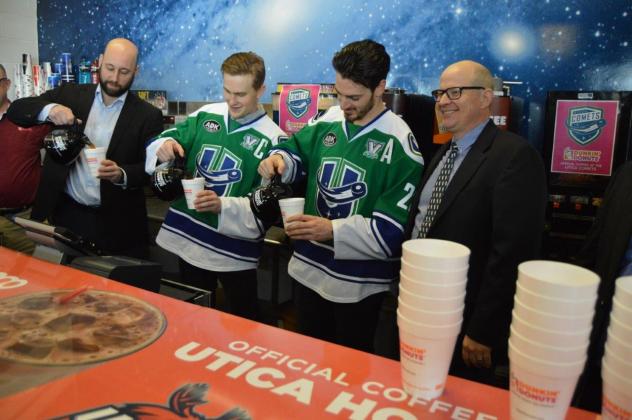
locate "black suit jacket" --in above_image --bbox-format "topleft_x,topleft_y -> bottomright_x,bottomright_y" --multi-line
7,84 -> 164,254
405,121 -> 547,350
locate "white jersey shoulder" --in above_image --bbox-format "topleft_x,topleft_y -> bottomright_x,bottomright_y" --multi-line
307,106 -> 345,126
188,102 -> 227,118
251,114 -> 287,147
371,110 -> 424,165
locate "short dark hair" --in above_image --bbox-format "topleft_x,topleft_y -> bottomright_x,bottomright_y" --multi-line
221,52 -> 265,90
332,39 -> 390,91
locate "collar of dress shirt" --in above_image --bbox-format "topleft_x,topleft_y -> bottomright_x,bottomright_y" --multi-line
452,119 -> 488,152
95,84 -> 128,108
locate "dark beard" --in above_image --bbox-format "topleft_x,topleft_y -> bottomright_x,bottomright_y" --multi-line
98,68 -> 134,98
344,93 -> 374,123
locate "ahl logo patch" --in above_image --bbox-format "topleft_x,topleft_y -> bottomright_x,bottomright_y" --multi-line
241,134 -> 260,150
565,106 -> 607,145
323,132 -> 337,147
286,88 -> 312,118
203,119 -> 221,133
52,383 -> 251,420
363,139 -> 384,159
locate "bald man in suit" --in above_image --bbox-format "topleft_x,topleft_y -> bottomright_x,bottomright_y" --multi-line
405,60 -> 547,385
8,38 -> 163,260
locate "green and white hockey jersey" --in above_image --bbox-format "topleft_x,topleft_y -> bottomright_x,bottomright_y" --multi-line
145,102 -> 285,272
273,106 -> 424,302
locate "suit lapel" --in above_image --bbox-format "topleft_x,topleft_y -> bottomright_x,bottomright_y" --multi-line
77,85 -> 97,124
433,122 -> 496,222
107,94 -> 136,157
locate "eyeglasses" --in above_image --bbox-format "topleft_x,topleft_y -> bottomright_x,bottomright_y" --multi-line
431,86 -> 485,102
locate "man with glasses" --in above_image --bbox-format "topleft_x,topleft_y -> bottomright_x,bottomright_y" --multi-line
0,64 -> 51,253
405,60 -> 546,386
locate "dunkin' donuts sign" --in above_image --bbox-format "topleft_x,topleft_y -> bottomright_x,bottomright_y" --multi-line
551,99 -> 619,176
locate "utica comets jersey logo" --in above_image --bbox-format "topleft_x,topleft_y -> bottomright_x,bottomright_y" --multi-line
286,88 -> 312,119
240,134 -> 260,150
52,383 -> 251,420
317,158 -> 367,219
565,106 -> 607,145
196,145 -> 242,196
363,139 -> 384,159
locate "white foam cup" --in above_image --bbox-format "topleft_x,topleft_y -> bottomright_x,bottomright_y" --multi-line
609,314 -> 632,343
612,297 -> 632,323
510,310 -> 590,348
508,342 -> 586,420
401,239 -> 470,270
601,360 -> 632,420
509,325 -> 587,363
400,260 -> 468,285
181,177 -> 205,210
515,282 -> 596,317
614,276 -> 632,308
278,197 -> 305,227
400,272 -> 466,298
84,146 -> 106,177
398,328 -> 460,400
513,297 -> 594,331
398,284 -> 465,311
604,343 -> 632,377
397,298 -> 464,325
606,329 -> 632,360
397,309 -> 463,339
517,260 -> 599,300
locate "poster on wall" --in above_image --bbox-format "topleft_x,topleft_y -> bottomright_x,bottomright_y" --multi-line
279,84 -> 321,135
550,100 -> 619,176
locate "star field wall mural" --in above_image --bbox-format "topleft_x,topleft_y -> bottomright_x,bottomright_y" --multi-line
37,0 -> 632,146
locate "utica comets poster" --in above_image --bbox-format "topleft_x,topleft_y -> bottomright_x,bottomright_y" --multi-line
551,100 -> 619,176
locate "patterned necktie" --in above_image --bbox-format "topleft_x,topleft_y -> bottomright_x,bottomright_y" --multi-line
417,142 -> 459,238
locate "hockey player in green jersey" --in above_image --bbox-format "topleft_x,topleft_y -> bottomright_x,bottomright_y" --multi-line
145,52 -> 285,321
259,40 -> 425,352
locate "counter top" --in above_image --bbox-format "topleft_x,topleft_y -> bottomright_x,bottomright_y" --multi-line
0,247 -> 597,419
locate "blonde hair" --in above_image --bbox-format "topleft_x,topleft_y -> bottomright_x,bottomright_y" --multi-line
221,52 -> 265,90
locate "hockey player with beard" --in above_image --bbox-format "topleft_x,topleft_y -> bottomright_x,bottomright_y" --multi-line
258,40 -> 425,353
145,52 -> 285,321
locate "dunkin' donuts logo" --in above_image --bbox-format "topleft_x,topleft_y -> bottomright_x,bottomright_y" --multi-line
400,341 -> 426,363
286,88 -> 312,119
52,383 -> 251,420
510,373 -> 560,406
565,106 -> 607,145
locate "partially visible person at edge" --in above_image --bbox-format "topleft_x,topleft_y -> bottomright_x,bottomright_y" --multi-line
571,160 -> 632,412
404,60 -> 546,386
258,39 -> 425,353
7,38 -> 163,260
145,52 -> 285,321
0,63 -> 51,254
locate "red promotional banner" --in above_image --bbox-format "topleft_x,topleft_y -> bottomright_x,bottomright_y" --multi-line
0,248 -> 597,419
551,100 -> 619,176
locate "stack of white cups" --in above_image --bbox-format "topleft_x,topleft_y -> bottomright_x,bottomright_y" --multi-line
601,276 -> 632,419
398,239 -> 470,400
509,260 -> 599,420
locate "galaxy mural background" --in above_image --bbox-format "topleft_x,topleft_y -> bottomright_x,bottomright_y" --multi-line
36,0 -> 632,145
